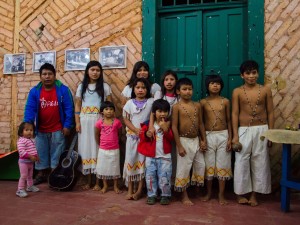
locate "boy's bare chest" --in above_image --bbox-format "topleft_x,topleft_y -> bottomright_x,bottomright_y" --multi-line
239,87 -> 266,106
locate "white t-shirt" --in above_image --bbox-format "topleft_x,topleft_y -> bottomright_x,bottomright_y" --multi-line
121,83 -> 161,98
154,122 -> 171,159
75,83 -> 111,110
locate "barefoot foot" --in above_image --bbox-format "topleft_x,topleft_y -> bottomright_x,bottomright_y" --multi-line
114,187 -> 123,194
81,184 -> 90,190
92,185 -> 101,191
218,193 -> 228,205
248,193 -> 258,207
201,194 -> 211,202
237,196 -> 248,205
132,191 -> 142,201
100,186 -> 108,194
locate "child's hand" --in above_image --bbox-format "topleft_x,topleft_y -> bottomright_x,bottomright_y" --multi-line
178,146 -> 187,157
200,140 -> 207,152
148,126 -> 155,136
146,130 -> 153,138
134,128 -> 141,136
158,119 -> 170,132
226,140 -> 232,151
29,155 -> 38,162
267,140 -> 272,148
76,123 -> 81,133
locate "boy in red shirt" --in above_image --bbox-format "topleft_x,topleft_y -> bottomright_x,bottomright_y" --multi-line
138,99 -> 173,205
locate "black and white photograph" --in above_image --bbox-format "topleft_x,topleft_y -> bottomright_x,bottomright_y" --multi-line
99,45 -> 127,69
65,48 -> 90,71
3,53 -> 26,74
33,51 -> 56,72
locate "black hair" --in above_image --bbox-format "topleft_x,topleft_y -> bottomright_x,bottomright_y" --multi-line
239,60 -> 259,74
176,77 -> 193,90
160,70 -> 178,97
100,101 -> 115,113
205,74 -> 224,95
18,122 -> 36,137
151,99 -> 170,114
127,61 -> 151,87
81,60 -> 104,101
131,78 -> 151,99
39,63 -> 56,76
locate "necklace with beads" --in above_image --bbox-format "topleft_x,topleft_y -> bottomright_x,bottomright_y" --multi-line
101,119 -> 114,135
239,84 -> 266,138
205,96 -> 225,133
178,102 -> 197,137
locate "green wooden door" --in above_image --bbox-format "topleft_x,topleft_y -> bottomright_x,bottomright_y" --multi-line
158,11 -> 202,100
203,7 -> 246,98
157,6 -> 246,100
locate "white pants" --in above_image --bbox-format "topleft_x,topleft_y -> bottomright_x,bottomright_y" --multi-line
204,130 -> 231,180
234,125 -> 271,195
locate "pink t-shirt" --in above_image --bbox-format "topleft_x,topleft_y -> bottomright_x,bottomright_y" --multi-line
95,118 -> 122,150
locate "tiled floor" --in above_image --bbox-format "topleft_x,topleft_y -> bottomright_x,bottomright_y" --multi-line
0,180 -> 299,225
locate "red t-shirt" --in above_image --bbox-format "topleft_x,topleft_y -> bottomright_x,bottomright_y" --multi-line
38,87 -> 62,132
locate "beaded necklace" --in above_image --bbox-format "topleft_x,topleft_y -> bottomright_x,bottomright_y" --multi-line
101,118 -> 114,135
87,87 -> 96,95
239,84 -> 266,137
178,102 -> 197,137
205,97 -> 225,133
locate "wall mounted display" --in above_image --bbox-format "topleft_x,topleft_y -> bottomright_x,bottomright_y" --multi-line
33,51 -> 56,72
65,48 -> 90,71
3,53 -> 26,74
99,45 -> 127,69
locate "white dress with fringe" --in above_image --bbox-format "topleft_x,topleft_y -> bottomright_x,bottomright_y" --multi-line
75,83 -> 111,175
122,98 -> 154,185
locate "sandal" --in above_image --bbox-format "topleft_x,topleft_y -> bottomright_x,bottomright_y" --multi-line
146,197 -> 156,205
160,197 -> 170,205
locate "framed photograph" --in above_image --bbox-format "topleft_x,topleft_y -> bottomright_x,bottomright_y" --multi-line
33,51 -> 56,72
65,48 -> 90,71
99,45 -> 127,69
3,53 -> 26,74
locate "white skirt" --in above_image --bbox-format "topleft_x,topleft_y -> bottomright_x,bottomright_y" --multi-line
96,148 -> 121,179
78,113 -> 100,175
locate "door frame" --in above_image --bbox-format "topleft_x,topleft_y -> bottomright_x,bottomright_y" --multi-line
142,0 -> 265,83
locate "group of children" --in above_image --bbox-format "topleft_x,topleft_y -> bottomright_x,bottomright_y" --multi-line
16,59 -> 274,208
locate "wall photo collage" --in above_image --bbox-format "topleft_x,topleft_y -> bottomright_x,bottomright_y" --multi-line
3,46 -> 127,74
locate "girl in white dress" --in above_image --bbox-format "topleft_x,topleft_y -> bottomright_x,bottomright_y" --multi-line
123,78 -> 154,200
121,61 -> 160,106
75,61 -> 112,190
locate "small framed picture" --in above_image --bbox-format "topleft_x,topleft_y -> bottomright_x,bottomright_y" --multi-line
3,53 -> 26,74
65,48 -> 90,71
99,45 -> 127,69
33,51 -> 56,72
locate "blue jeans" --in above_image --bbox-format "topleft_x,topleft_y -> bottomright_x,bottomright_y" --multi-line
35,130 -> 66,170
145,157 -> 172,198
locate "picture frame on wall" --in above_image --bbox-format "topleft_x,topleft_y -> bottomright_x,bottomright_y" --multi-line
65,48 -> 90,71
99,45 -> 127,69
33,51 -> 56,72
3,53 -> 26,74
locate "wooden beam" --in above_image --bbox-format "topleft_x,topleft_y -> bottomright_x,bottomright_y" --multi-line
11,0 -> 21,150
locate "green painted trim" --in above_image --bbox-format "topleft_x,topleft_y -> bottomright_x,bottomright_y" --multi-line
248,0 -> 264,83
142,0 -> 157,82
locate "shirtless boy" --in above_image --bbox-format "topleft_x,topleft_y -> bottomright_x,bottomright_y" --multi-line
172,78 -> 207,205
232,60 -> 274,206
200,75 -> 232,205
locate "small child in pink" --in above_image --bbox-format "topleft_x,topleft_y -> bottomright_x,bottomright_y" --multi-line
95,101 -> 123,194
16,122 -> 40,198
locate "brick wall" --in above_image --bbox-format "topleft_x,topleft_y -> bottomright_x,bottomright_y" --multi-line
265,0 -> 300,187
0,0 -> 14,151
0,0 -> 143,152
